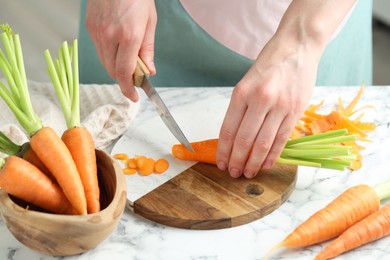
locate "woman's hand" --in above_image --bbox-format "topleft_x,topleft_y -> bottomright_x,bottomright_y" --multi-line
216,37 -> 319,178
216,0 -> 356,179
85,0 -> 157,101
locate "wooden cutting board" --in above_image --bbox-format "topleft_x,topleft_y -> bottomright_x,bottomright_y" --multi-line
130,162 -> 297,230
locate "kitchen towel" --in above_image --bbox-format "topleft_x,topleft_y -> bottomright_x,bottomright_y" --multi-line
0,80 -> 140,153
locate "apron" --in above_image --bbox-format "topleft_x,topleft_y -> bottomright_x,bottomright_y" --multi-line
78,0 -> 372,87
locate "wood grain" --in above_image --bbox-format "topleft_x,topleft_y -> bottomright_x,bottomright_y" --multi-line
133,162 -> 297,230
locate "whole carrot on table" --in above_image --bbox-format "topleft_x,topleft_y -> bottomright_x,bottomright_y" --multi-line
44,39 -> 100,213
0,24 -> 87,215
315,202 -> 390,260
265,177 -> 390,259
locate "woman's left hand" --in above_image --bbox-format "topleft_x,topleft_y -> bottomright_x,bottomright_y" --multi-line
216,37 -> 320,179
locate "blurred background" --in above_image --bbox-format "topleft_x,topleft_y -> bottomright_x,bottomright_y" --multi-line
0,0 -> 389,85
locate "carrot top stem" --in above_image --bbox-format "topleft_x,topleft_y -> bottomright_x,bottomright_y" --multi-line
373,179 -> 390,200
44,39 -> 80,129
0,24 -> 43,135
0,131 -> 21,155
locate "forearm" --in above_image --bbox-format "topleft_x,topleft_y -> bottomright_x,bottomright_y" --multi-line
273,0 -> 356,59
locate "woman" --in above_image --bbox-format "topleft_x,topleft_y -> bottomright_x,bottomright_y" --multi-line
78,0 -> 372,178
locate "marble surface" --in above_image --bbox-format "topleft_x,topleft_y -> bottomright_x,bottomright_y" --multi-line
1,86 -> 390,260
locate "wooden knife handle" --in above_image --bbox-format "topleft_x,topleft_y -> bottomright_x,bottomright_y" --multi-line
134,57 -> 150,87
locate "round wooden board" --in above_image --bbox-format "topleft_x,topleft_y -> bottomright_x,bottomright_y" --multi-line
133,163 -> 297,230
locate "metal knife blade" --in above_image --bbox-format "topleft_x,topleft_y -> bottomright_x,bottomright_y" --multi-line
134,57 -> 194,152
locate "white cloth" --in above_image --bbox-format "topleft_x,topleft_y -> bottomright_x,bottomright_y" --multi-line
0,80 -> 139,152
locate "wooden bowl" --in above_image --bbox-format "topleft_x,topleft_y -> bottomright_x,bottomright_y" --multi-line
0,150 -> 127,256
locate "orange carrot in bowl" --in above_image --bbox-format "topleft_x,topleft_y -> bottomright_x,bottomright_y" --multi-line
0,25 -> 87,215
0,132 -> 54,181
44,40 -> 100,214
0,156 -> 75,214
315,203 -> 390,260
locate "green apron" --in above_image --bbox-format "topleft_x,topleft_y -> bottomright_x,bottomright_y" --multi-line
78,0 -> 372,87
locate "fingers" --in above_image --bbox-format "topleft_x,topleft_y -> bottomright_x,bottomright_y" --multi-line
84,0 -> 157,102
139,6 -> 157,76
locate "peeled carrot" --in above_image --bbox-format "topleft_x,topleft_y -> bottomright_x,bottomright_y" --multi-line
62,127 -> 99,213
0,132 -> 53,181
0,156 -> 75,215
45,40 -> 100,214
154,158 -> 169,174
266,185 -> 380,258
172,139 -> 218,164
316,203 -> 390,260
30,127 -> 87,215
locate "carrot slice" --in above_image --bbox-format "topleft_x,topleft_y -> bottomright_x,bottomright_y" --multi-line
154,158 -> 169,174
139,157 -> 155,176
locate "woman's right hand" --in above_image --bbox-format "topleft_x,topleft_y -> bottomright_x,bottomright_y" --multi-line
85,0 -> 157,101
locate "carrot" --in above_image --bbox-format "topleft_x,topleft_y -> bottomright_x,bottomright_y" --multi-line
138,157 -> 155,176
114,153 -> 129,161
123,168 -> 137,175
315,203 -> 390,260
0,156 -> 75,215
114,153 -> 170,175
172,139 -> 218,164
154,158 -> 169,174
266,177 -> 390,259
0,25 -> 87,215
172,130 -> 358,171
62,127 -> 99,213
265,185 -> 380,259
45,39 -> 100,214
0,132 -> 55,181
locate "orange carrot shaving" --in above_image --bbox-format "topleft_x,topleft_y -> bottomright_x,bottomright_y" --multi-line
154,158 -> 169,174
0,156 -> 75,215
266,185 -> 380,258
315,203 -> 390,260
291,84 -> 376,170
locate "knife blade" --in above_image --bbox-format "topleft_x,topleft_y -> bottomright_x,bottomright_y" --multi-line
134,57 -> 194,152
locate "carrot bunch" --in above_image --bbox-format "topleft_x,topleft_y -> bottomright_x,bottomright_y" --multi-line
265,178 -> 390,259
44,39 -> 100,214
114,153 -> 169,176
0,24 -> 87,215
291,84 -> 376,170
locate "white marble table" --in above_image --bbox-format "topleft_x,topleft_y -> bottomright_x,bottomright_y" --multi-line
1,86 -> 390,260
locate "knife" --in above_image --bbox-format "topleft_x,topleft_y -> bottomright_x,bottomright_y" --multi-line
133,57 -> 194,152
